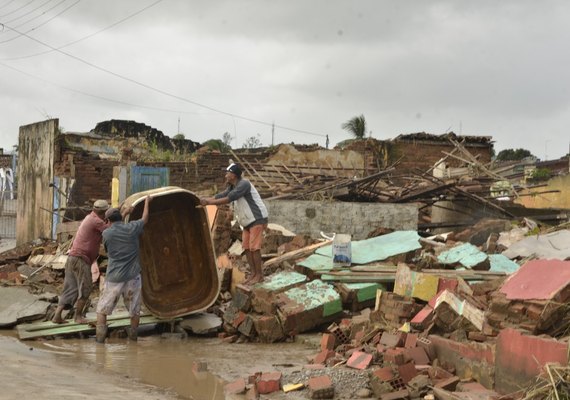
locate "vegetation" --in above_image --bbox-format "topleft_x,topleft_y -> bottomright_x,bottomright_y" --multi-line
202,138 -> 231,152
341,114 -> 368,139
222,132 -> 233,148
242,134 -> 262,149
172,133 -> 185,140
496,148 -> 535,161
529,167 -> 552,182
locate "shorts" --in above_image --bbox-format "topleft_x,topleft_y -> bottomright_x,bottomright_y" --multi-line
96,274 -> 142,317
58,256 -> 93,307
242,223 -> 267,251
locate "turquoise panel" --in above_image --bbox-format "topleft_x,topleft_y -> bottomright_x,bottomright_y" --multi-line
315,231 -> 422,265
437,242 -> 488,268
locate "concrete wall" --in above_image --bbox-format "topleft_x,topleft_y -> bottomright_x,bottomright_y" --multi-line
516,174 -> 570,209
265,200 -> 418,240
17,119 -> 58,244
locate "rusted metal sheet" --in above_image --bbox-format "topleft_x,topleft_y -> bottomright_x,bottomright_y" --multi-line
500,259 -> 570,300
126,187 -> 220,318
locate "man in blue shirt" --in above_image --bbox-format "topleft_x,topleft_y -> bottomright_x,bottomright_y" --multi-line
95,195 -> 152,343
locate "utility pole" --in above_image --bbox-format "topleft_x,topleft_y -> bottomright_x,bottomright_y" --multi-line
271,121 -> 275,146
177,117 -> 180,135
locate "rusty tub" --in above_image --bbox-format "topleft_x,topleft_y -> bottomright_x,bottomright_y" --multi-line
124,187 -> 219,318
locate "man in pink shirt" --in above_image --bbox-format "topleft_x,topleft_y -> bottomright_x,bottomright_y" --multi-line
52,199 -> 110,324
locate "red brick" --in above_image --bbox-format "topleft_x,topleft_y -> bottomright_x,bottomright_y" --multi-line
410,305 -> 434,328
384,348 -> 406,365
372,366 -> 394,382
525,304 -> 543,320
438,278 -> 458,293
380,332 -> 402,348
353,330 -> 365,344
308,375 -> 334,399
397,362 -> 418,384
428,366 -> 454,381
225,378 -> 246,395
404,333 -> 418,348
232,311 -> 247,328
313,350 -> 335,365
404,346 -> 430,365
416,336 -> 436,360
256,371 -> 281,394
435,376 -> 460,390
346,351 -> 373,370
320,333 -> 336,350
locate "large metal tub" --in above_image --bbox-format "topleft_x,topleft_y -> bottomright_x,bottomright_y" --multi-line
125,187 -> 219,318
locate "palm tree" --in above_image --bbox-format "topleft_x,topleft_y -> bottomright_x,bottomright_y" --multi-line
341,115 -> 367,139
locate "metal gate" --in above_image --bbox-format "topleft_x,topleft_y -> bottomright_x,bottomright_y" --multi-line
130,166 -> 169,194
0,190 -> 17,239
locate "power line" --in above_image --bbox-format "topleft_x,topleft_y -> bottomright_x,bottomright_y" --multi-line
1,21 -> 328,138
1,0 -> 161,58
0,0 -> 60,28
0,60 -> 208,116
0,1 -> 18,11
0,0 -> 35,18
0,0 -> 79,44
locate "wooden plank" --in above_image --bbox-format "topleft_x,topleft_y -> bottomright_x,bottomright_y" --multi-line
17,312 -> 175,340
263,240 -> 332,269
280,163 -> 304,185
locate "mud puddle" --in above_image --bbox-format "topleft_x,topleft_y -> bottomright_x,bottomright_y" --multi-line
19,331 -> 318,400
31,335 -> 226,399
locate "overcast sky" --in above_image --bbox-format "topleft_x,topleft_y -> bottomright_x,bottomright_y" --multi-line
1,0 -> 569,159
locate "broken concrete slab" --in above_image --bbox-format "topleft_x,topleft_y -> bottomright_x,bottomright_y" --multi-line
499,259 -> 570,301
394,263 -> 440,302
495,328 -> 569,394
276,279 -> 342,335
437,243 -> 489,269
502,229 -> 570,260
487,254 -> 519,274
315,231 -> 422,265
434,289 -> 485,331
179,313 -> 222,335
0,287 -> 51,328
336,282 -> 383,311
251,271 -> 307,314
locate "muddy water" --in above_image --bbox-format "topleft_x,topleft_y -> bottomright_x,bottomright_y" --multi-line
24,332 -> 318,400
31,335 -> 226,400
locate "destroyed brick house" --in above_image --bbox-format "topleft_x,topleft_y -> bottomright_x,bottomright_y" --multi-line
16,118 -> 503,245
4,118 -> 570,399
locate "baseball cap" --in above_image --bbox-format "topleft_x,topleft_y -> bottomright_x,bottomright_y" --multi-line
105,208 -> 122,222
226,163 -> 242,177
93,199 -> 110,211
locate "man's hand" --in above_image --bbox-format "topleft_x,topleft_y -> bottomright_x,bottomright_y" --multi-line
200,198 -> 209,206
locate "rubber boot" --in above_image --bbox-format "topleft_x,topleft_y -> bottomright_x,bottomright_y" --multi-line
96,324 -> 108,344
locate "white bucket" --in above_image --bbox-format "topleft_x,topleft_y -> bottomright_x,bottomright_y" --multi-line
332,234 -> 352,267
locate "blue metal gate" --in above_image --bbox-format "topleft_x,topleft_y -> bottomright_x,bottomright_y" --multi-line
130,166 -> 169,194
